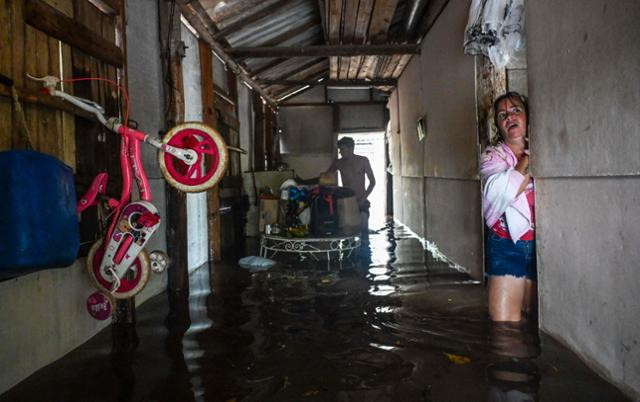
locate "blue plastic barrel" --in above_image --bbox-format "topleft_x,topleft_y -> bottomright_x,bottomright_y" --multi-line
0,150 -> 79,277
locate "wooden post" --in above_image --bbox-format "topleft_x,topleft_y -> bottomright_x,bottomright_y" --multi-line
160,1 -> 189,294
253,95 -> 265,171
199,39 -> 222,262
264,108 -> 273,170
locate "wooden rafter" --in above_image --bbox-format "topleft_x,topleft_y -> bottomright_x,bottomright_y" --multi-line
354,0 -> 375,41
326,0 -> 342,79
176,0 -> 277,107
25,0 -> 123,67
347,0 -> 374,79
226,44 -> 420,57
339,0 -> 359,79
259,78 -> 397,87
368,0 -> 399,43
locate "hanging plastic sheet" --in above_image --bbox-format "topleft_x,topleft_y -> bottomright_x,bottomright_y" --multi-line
463,0 -> 525,68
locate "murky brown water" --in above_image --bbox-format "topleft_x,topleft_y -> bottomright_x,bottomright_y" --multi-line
1,224 -> 631,401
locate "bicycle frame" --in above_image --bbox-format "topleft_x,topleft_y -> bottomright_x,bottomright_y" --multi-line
32,76 -> 161,292
29,74 -> 228,298
65,93 -> 163,291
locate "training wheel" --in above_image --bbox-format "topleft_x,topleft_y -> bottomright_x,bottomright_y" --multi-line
158,122 -> 228,193
86,239 -> 151,299
149,250 -> 171,273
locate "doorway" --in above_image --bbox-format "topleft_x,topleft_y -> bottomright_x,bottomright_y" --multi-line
337,132 -> 386,230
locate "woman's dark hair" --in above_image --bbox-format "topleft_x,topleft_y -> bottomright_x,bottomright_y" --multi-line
493,91 -> 529,140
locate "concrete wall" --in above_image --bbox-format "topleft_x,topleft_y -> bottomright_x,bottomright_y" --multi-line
182,23 -> 209,271
279,86 -> 387,179
127,0 -> 168,294
527,1 -> 640,398
390,0 -> 483,279
0,0 -> 169,393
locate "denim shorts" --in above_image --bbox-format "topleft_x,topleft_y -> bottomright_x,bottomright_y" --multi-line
486,231 -> 537,280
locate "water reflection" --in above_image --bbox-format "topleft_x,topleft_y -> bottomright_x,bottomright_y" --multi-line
487,320 -> 540,402
0,223 -> 631,402
148,291 -> 194,402
111,313 -> 138,402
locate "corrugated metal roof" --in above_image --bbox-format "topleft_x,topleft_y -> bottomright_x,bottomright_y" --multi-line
192,0 -> 436,102
225,0 -> 318,46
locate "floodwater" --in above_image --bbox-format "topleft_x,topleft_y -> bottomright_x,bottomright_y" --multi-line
1,224 -> 631,402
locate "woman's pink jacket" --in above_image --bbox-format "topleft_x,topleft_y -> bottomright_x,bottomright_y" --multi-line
480,142 -> 532,243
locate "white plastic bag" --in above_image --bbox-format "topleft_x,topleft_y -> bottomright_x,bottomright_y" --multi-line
463,0 -> 525,69
238,256 -> 277,271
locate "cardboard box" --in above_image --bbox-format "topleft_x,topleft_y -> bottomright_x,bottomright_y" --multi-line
337,196 -> 361,235
259,198 -> 279,233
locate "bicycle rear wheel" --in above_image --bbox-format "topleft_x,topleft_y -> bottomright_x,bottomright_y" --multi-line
158,122 -> 228,193
87,239 -> 151,299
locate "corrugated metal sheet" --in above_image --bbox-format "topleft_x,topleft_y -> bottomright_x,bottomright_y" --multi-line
225,0 -> 318,46
194,0 -> 435,102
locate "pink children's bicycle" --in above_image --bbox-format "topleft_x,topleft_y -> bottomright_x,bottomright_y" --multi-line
28,74 -> 228,300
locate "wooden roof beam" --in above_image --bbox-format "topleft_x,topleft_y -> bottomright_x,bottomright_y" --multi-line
259,78 -> 397,87
176,0 -> 277,108
227,44 -> 420,58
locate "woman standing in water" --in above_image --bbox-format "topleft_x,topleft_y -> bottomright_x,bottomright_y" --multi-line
480,92 -> 536,322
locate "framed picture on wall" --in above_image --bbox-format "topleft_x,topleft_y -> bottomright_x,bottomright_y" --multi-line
417,114 -> 427,141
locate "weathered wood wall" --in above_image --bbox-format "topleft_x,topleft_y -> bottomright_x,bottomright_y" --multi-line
0,0 -> 125,254
0,0 -> 75,165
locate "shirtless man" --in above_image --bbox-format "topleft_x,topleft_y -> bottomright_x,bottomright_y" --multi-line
326,137 -> 376,231
297,137 -> 375,232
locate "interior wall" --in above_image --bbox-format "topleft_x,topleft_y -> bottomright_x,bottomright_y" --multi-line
388,90 -> 402,177
390,0 -> 482,278
527,0 -> 640,398
181,23 -> 209,271
398,58 -> 424,178
126,0 -> 167,293
279,86 -> 387,180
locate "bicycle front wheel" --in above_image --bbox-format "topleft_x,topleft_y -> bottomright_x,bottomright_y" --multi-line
158,122 -> 228,193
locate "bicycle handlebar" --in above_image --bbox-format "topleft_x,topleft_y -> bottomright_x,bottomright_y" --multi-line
54,90 -> 109,126
26,73 -> 197,165
26,74 -> 109,126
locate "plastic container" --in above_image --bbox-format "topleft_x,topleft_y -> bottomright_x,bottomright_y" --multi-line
0,150 -> 79,277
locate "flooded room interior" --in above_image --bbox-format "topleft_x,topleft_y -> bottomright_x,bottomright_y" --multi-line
0,0 -> 638,401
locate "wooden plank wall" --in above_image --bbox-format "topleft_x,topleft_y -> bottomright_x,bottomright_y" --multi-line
0,0 -> 75,166
0,0 -> 125,254
72,0 -> 124,253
